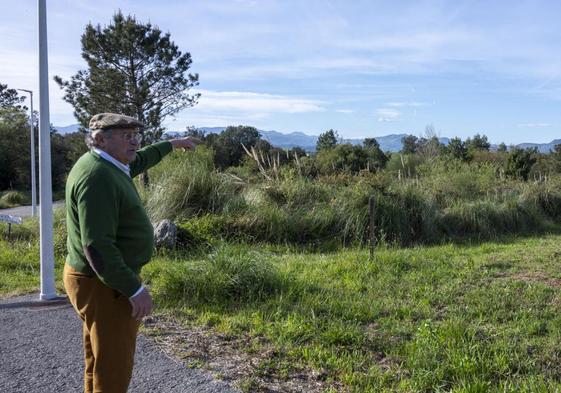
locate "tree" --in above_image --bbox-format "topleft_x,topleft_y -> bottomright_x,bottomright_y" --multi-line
466,133 -> 491,151
212,125 -> 261,168
0,83 -> 26,110
56,131 -> 89,170
185,126 -> 206,140
446,137 -> 470,161
254,139 -> 273,154
417,124 -> 444,160
363,138 -> 388,171
316,129 -> 339,152
54,11 -> 199,144
401,135 -> 418,154
552,144 -> 561,172
316,144 -> 368,174
417,136 -> 443,160
497,142 -> 508,153
0,108 -> 30,190
554,144 -> 561,157
290,146 -> 307,158
505,147 -> 537,180
363,138 -> 380,150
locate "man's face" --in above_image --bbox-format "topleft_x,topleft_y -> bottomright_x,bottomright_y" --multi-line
96,128 -> 141,164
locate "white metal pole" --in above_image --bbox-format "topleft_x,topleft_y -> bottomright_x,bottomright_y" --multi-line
29,92 -> 36,217
38,0 -> 57,300
16,89 -> 37,217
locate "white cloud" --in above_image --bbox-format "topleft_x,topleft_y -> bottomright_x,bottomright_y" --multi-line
376,108 -> 401,122
386,101 -> 427,107
193,90 -> 325,114
518,123 -> 551,128
171,90 -> 327,127
336,109 -> 354,114
335,31 -> 476,53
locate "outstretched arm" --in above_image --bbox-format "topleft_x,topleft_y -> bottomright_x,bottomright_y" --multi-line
129,137 -> 202,177
169,136 -> 202,151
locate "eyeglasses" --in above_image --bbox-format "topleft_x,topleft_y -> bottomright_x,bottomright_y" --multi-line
120,132 -> 142,143
104,130 -> 142,143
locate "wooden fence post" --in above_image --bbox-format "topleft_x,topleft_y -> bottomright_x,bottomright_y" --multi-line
1,214 -> 23,239
369,196 -> 376,260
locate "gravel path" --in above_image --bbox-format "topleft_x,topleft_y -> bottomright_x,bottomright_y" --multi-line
0,294 -> 239,393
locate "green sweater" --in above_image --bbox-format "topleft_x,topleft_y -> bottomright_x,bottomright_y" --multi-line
65,141 -> 173,297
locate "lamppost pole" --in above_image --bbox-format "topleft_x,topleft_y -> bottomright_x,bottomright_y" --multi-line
38,0 -> 58,300
16,89 -> 37,217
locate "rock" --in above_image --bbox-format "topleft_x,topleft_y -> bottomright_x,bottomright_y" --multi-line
153,219 -> 177,249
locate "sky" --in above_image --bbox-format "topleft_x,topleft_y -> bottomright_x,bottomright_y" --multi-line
1,0 -> 561,144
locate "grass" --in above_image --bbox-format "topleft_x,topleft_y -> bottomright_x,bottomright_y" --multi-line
144,234 -> 561,392
3,214 -> 561,391
0,212 -> 66,296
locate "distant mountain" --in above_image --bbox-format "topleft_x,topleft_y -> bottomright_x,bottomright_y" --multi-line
167,127 -> 411,151
53,124 -> 81,134
262,130 -> 318,149
339,135 -> 450,152
173,128 -> 450,152
517,139 -> 561,153
56,123 -> 559,153
167,127 -> 320,150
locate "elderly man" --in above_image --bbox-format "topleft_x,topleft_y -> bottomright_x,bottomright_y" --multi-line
63,113 -> 199,393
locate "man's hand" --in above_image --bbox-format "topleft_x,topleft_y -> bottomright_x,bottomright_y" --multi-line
129,287 -> 153,320
170,136 -> 202,151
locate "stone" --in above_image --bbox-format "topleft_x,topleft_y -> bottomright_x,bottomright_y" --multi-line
153,219 -> 177,249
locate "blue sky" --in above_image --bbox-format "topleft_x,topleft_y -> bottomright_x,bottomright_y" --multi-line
1,0 -> 560,144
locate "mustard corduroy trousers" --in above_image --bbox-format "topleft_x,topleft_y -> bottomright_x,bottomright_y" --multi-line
63,264 -> 140,393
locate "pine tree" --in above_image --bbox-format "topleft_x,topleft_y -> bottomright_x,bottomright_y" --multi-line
0,83 -> 26,110
316,129 -> 339,152
401,135 -> 418,154
54,11 -> 199,145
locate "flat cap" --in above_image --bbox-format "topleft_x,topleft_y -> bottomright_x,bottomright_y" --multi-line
89,113 -> 144,131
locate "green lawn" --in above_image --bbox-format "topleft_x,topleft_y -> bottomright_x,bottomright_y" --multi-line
2,226 -> 561,391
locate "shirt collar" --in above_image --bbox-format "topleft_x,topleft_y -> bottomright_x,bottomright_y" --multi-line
92,148 -> 131,177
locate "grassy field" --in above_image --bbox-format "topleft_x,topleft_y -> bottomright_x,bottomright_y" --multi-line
2,220 -> 561,392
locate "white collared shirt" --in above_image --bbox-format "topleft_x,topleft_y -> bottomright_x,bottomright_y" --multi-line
92,148 -> 131,178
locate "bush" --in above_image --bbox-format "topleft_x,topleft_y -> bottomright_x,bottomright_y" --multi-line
506,148 -> 538,181
0,191 -> 29,208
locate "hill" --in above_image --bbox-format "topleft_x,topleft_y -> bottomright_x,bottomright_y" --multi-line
53,123 -> 559,153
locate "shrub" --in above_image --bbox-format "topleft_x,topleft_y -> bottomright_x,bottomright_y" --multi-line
505,148 -> 538,181
0,191 -> 29,208
417,159 -> 501,205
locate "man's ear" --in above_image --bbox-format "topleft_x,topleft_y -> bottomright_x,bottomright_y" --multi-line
93,131 -> 107,148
